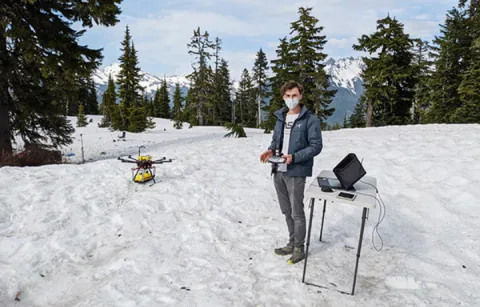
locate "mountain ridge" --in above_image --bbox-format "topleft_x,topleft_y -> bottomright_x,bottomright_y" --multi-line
93,56 -> 365,125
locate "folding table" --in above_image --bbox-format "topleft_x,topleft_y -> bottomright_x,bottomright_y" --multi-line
302,170 -> 377,295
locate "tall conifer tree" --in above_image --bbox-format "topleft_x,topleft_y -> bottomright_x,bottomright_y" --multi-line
161,78 -> 171,119
427,7 -> 471,123
0,0 -> 121,155
353,15 -> 417,126
455,37 -> 480,122
99,74 -> 116,127
173,83 -> 184,129
236,69 -> 256,127
264,37 -> 294,132
289,7 -> 336,122
186,27 -> 215,126
411,40 -> 434,124
114,26 -> 148,131
252,48 -> 269,127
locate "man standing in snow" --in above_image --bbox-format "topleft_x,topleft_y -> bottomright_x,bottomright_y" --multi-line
260,80 -> 323,264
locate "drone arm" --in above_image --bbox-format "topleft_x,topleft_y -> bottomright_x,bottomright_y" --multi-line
152,159 -> 172,164
118,156 -> 139,163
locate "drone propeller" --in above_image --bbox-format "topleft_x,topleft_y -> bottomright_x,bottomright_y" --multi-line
151,158 -> 173,164
118,158 -> 137,163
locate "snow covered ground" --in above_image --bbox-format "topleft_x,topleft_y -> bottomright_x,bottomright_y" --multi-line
1,121 -> 479,307
12,115 -> 263,163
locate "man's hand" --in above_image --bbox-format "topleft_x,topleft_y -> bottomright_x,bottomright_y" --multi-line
282,154 -> 293,165
260,150 -> 273,163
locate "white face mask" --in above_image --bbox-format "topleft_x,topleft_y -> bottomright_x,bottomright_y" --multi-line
284,98 -> 299,110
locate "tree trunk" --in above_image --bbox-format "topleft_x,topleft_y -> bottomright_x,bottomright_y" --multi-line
366,100 -> 373,127
0,103 -> 12,156
197,99 -> 203,126
0,23 -> 12,156
257,93 -> 261,127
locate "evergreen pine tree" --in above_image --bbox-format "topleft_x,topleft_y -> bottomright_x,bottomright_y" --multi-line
186,27 -> 216,126
264,37 -> 295,133
116,25 -> 133,130
77,104 -> 88,127
236,69 -> 256,127
224,122 -> 247,138
349,98 -> 367,128
183,87 -> 195,127
211,37 -> 223,125
155,80 -> 170,118
130,42 -> 144,106
98,74 -> 116,128
142,93 -> 149,112
153,87 -> 162,117
453,0 -> 480,123
454,37 -> 480,122
411,40 -> 434,124
64,73 -> 98,117
209,38 -> 233,126
353,15 -> 417,127
204,65 -> 217,125
426,7 -> 471,123
343,113 -> 348,128
0,0 -> 121,156
173,83 -> 184,129
115,26 -> 146,131
150,97 -> 155,117
161,78 -> 171,119
252,48 -> 269,128
128,106 -> 147,132
217,59 -> 233,124
85,76 -> 99,115
289,7 -> 336,122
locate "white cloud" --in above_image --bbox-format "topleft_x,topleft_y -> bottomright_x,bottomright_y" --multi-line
105,9 -> 293,79
415,13 -> 431,20
404,19 -> 440,38
90,0 -> 455,80
328,38 -> 349,48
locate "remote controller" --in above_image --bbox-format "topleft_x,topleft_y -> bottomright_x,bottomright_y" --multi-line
268,156 -> 286,164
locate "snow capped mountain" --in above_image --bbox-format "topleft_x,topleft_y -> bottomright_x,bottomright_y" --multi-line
95,57 -> 365,97
325,56 -> 365,95
93,57 -> 365,125
93,62 -> 191,97
323,57 -> 365,125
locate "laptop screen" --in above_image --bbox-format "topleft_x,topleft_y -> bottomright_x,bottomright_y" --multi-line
317,177 -> 342,188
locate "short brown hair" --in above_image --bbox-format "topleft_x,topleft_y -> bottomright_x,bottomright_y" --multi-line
281,80 -> 304,96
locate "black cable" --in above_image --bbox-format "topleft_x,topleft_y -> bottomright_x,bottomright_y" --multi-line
358,179 -> 386,251
372,196 -> 386,251
350,189 -> 385,251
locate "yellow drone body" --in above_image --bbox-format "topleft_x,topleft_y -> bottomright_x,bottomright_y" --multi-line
138,155 -> 152,161
134,170 -> 154,183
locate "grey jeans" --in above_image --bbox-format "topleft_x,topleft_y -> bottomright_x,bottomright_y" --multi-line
273,171 -> 306,248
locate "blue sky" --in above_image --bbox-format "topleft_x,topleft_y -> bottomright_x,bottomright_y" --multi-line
79,0 -> 458,80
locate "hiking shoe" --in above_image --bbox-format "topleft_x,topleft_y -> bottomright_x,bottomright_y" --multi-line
274,242 -> 294,255
287,247 -> 305,264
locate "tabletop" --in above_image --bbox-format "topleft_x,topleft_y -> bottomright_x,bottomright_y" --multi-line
305,170 -> 377,209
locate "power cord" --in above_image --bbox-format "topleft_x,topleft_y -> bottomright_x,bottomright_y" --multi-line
357,179 -> 386,251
